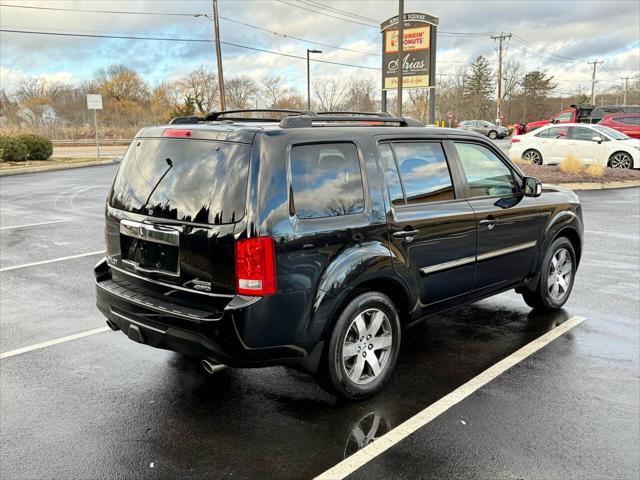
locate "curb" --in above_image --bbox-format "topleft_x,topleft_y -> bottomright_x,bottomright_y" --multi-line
556,180 -> 640,190
0,158 -> 121,177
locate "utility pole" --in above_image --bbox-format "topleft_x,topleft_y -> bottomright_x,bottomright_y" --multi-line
306,49 -> 322,110
587,59 -> 603,105
212,0 -> 226,111
620,76 -> 631,105
396,0 -> 404,117
491,32 -> 511,125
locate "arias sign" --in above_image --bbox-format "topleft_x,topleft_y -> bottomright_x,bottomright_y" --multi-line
380,12 -> 438,90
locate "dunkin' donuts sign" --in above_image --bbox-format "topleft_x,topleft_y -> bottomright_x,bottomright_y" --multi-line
380,12 -> 438,90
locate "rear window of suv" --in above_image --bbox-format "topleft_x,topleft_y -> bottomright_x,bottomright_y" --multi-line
109,138 -> 249,224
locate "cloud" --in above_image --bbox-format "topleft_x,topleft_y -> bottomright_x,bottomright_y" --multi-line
0,0 -> 638,96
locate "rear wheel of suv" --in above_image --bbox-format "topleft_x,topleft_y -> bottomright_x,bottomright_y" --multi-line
319,292 -> 401,400
521,237 -> 576,311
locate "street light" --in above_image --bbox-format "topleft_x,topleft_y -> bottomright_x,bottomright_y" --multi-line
307,49 -> 322,110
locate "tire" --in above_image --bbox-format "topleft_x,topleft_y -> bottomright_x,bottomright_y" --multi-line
521,237 -> 576,311
317,292 -> 401,400
488,130 -> 498,140
522,149 -> 543,165
608,151 -> 634,169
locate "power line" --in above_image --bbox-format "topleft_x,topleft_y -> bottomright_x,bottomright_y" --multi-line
0,28 -> 382,71
275,0 -> 378,28
299,0 -> 379,24
511,34 -> 582,63
0,3 -> 202,17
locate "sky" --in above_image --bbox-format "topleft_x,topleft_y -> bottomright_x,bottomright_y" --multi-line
0,0 -> 639,97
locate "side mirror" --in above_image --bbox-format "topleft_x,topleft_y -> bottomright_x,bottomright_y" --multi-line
591,135 -> 603,144
550,118 -> 558,124
523,176 -> 542,197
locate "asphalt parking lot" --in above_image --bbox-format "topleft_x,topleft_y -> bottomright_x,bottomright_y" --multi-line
1,165 -> 638,479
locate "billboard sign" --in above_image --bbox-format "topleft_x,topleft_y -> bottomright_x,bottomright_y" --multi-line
380,12 -> 438,90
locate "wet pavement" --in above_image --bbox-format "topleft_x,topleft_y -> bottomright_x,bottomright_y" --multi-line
0,165 -> 638,479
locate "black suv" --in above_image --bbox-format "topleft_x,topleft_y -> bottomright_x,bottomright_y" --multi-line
95,109 -> 583,399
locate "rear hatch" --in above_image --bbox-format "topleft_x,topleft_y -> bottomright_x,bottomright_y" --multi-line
104,129 -> 252,310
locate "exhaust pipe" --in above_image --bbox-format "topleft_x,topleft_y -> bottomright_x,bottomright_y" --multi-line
106,319 -> 120,331
202,359 -> 225,374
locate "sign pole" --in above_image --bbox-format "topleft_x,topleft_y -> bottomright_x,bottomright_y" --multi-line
429,22 -> 437,124
93,109 -> 101,160
396,0 -> 404,117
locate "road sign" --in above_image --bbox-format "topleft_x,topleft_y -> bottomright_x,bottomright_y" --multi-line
86,94 -> 103,110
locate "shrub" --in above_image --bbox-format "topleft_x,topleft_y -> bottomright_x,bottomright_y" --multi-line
584,164 -> 605,177
16,134 -> 53,160
559,154 -> 584,174
510,153 -> 528,166
0,136 -> 29,162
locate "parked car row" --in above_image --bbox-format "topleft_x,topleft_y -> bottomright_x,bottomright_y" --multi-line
510,123 -> 639,168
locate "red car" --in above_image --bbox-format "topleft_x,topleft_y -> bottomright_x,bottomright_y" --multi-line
598,113 -> 640,139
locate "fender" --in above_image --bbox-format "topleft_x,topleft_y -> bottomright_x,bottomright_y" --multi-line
308,241 -> 412,339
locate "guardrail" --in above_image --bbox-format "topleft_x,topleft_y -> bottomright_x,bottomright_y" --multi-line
51,139 -> 132,146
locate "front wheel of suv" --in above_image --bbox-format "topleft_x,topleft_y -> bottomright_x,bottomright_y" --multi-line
318,292 -> 401,400
521,237 -> 576,311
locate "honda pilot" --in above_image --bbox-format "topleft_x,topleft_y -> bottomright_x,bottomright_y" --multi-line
95,109 -> 583,399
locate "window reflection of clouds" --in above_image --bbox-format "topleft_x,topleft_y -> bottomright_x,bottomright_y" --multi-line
291,143 -> 365,219
392,143 -> 454,203
454,143 -> 517,196
110,139 -> 249,224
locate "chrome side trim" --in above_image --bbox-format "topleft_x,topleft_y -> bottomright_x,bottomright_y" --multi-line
420,255 -> 476,275
109,264 -> 235,298
420,241 -> 537,275
110,309 -> 168,334
476,241 -> 537,262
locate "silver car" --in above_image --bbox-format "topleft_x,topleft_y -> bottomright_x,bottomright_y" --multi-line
458,120 -> 509,139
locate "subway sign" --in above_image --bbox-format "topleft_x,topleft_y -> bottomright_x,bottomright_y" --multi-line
380,12 -> 438,90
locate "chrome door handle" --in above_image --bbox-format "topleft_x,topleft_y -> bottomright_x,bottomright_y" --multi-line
479,218 -> 497,230
392,229 -> 419,241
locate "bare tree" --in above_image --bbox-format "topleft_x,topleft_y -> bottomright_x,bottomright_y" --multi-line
260,75 -> 288,107
343,76 -> 377,112
177,66 -> 219,114
225,75 -> 258,109
313,78 -> 346,111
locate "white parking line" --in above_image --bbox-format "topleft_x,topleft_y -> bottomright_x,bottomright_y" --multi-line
0,250 -> 104,272
0,219 -> 71,230
316,315 -> 586,480
0,326 -> 110,360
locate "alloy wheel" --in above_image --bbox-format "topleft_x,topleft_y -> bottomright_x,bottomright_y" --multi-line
609,152 -> 632,169
547,247 -> 572,302
342,308 -> 393,385
523,150 -> 542,165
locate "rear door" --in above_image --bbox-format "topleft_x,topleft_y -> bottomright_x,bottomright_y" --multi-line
542,126 -> 570,163
106,134 -> 251,304
379,140 -> 476,307
451,141 -> 541,291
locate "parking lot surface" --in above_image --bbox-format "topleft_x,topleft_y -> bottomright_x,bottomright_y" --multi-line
1,165 -> 638,479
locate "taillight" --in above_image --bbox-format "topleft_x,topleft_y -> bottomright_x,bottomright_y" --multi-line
162,129 -> 192,138
235,237 -> 277,296
511,137 -> 521,143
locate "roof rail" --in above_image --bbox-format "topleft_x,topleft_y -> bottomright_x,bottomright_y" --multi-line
168,115 -> 203,125
280,115 -> 424,128
204,108 -> 315,121
316,111 -> 392,117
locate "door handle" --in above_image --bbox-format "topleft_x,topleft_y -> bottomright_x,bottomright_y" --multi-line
392,229 -> 419,240
479,218 -> 497,230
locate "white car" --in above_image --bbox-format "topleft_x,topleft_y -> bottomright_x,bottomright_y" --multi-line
510,123 -> 640,169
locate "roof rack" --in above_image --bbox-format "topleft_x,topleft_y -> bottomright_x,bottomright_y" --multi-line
168,115 -> 204,125
279,115 -> 424,128
203,108 -> 315,122
316,111 -> 392,117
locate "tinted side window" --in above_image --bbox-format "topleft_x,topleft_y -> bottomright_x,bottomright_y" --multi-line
618,116 -> 640,126
554,112 -> 573,122
392,142 -> 455,204
571,127 -> 597,141
546,126 -> 569,139
454,143 -> 518,197
378,143 -> 404,205
535,129 -> 550,138
290,143 -> 364,219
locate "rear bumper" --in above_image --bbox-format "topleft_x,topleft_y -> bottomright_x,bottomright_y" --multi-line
94,259 -> 323,373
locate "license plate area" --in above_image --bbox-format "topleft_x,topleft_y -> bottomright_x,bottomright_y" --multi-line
120,220 -> 180,277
